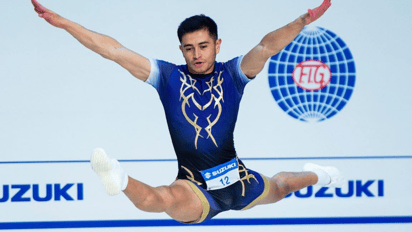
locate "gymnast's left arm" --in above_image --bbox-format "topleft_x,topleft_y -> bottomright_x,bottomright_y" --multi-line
240,0 -> 332,79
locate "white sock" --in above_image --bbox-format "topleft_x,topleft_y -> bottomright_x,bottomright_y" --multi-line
121,171 -> 128,191
111,159 -> 129,191
310,168 -> 331,186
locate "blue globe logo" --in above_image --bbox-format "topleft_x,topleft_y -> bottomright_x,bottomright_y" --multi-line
268,26 -> 356,122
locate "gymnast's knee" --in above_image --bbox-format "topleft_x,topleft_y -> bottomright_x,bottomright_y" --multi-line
272,172 -> 292,198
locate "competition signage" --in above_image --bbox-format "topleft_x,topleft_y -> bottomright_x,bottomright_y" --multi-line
0,183 -> 84,202
285,180 -> 384,198
268,26 -> 356,122
1,158 -> 412,230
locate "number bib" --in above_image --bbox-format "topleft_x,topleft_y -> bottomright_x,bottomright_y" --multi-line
200,158 -> 240,191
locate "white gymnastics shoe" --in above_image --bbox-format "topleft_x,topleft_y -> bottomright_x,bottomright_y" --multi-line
303,163 -> 345,188
91,148 -> 128,196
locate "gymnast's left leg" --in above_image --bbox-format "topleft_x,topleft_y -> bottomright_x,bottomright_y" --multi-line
256,163 -> 344,205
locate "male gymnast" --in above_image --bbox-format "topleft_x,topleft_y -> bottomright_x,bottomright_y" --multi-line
32,0 -> 343,224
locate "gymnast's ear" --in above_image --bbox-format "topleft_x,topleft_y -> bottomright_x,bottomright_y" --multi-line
215,38 -> 222,54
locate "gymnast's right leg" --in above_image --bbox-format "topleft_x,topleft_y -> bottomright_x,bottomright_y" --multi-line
90,148 -> 203,223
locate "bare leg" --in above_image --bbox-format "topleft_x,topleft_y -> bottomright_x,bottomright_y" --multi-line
91,148 -> 203,223
257,171 -> 317,205
123,177 -> 203,222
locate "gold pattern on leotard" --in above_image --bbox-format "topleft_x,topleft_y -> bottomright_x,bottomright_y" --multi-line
181,165 -> 203,186
179,70 -> 224,149
238,163 -> 258,197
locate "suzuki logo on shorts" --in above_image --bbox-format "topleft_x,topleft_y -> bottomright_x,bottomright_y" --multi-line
293,60 -> 331,91
211,163 -> 237,177
0,183 -> 84,203
285,180 -> 384,198
205,173 -> 212,179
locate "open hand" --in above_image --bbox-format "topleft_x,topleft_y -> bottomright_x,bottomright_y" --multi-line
32,0 -> 65,28
306,0 -> 331,24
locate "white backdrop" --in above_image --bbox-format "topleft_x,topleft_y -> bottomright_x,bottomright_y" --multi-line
1,0 -> 411,231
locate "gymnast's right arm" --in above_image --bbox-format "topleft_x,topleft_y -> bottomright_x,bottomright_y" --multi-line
31,0 -> 151,82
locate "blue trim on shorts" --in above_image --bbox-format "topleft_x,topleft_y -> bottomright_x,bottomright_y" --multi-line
185,168 -> 268,222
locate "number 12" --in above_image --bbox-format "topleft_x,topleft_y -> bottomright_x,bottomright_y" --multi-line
220,176 -> 230,186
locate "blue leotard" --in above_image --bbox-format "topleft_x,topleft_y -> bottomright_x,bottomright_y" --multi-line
147,56 -> 250,185
146,56 -> 269,223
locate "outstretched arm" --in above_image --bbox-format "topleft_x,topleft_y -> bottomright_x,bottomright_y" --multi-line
241,0 -> 331,78
31,0 -> 150,81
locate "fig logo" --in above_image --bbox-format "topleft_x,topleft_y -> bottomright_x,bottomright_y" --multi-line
293,60 -> 331,91
268,26 -> 356,122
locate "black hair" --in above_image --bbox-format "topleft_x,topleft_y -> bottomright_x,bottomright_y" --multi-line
177,14 -> 218,43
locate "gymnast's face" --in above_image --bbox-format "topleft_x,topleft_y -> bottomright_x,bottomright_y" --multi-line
179,29 -> 221,75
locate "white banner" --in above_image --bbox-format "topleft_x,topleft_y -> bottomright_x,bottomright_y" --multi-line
1,157 -> 411,224
1,0 -> 412,231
